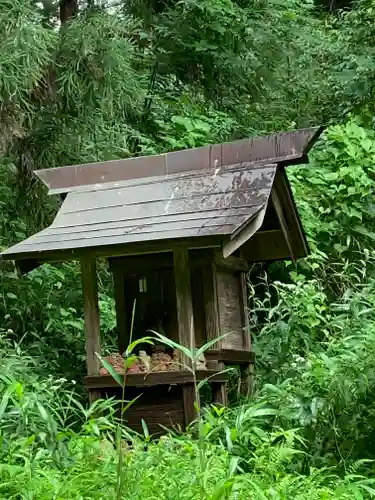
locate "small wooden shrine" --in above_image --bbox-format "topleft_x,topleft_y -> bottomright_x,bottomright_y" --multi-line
1,127 -> 322,434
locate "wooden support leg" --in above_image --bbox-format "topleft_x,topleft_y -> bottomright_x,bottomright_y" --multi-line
212,382 -> 228,406
239,363 -> 254,398
81,258 -> 101,378
182,384 -> 197,427
202,262 -> 229,407
212,358 -> 228,406
89,389 -> 102,404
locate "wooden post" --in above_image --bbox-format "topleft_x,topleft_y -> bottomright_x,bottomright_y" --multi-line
202,261 -> 221,372
173,248 -> 195,367
212,382 -> 228,406
173,248 -> 196,426
81,257 -> 101,376
239,272 -> 251,351
239,270 -> 252,398
239,363 -> 254,399
88,389 -> 101,404
182,384 -> 197,427
113,271 -> 128,355
202,258 -> 228,406
202,262 -> 220,348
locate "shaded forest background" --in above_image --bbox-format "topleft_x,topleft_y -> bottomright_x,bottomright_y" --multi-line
1,0 -> 375,498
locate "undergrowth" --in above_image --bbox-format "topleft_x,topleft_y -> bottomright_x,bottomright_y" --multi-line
0,332 -> 375,499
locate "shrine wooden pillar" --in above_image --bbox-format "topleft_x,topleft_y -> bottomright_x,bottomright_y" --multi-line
81,257 -> 101,402
202,258 -> 228,406
239,270 -> 252,397
173,248 -> 197,426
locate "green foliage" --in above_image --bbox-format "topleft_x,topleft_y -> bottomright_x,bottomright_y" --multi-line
247,121 -> 375,470
290,121 -> 375,259
57,13 -> 145,114
251,271 -> 375,466
332,0 -> 375,114
0,0 -> 56,150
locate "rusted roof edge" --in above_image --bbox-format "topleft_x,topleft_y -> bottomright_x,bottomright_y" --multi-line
46,160 -> 278,196
34,127 -> 322,195
300,125 -> 325,157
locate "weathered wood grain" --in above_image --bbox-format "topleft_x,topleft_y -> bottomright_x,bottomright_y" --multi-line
239,272 -> 251,351
216,269 -> 243,350
2,165 -> 276,260
202,261 -> 220,349
271,188 -> 295,261
182,384 -> 197,426
173,249 -> 195,369
81,257 -> 101,376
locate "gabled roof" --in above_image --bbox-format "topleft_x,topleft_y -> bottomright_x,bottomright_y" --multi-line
1,127 -> 323,270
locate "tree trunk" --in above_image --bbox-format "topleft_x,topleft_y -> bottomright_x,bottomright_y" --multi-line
59,0 -> 78,24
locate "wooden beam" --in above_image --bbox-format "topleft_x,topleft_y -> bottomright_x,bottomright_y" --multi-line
205,349 -> 255,364
84,370 -> 228,389
213,251 -> 249,272
81,258 -> 101,376
189,250 -> 249,272
7,235 -> 222,269
113,270 -> 128,355
109,253 -> 173,274
173,249 -> 195,368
